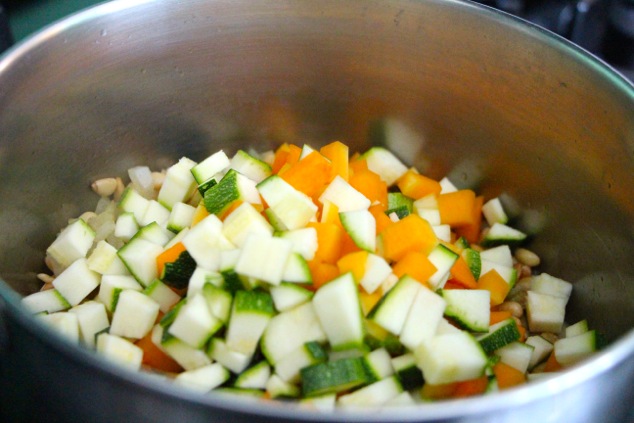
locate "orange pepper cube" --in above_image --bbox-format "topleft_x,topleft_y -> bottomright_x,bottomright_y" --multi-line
477,269 -> 511,306
378,214 -> 438,262
437,189 -> 477,227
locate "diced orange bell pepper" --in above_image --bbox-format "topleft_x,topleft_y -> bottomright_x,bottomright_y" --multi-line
437,189 -> 477,227
378,214 -> 438,262
306,222 -> 344,264
449,255 -> 478,289
308,260 -> 340,290
337,251 -> 369,283
156,242 -> 187,277
391,251 -> 436,287
349,168 -> 388,208
396,169 -> 442,200
280,151 -> 334,198
478,269 -> 511,306
455,195 -> 484,244
320,141 -> 349,181
493,362 -> 526,389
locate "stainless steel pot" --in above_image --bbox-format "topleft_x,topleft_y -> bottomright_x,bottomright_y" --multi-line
0,0 -> 633,421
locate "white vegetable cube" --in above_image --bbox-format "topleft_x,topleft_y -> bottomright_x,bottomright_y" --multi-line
565,319 -> 589,338
555,330 -> 598,366
229,149 -> 272,184
110,290 -> 160,339
312,273 -> 365,351
139,200 -> 171,227
87,240 -> 129,275
526,291 -> 568,333
234,361 -> 271,389
278,227 -> 318,261
97,274 -> 143,312
167,202 -> 197,233
207,338 -> 253,374
38,312 -> 80,343
22,289 -> 70,314
416,208 -> 441,226
114,212 -> 139,242
168,293 -> 221,348
144,279 -> 182,313
225,289 -> 275,356
174,363 -> 230,392
201,283 -> 233,323
337,376 -> 403,408
69,300 -> 110,348
427,244 -> 459,290
364,348 -> 395,380
481,197 -> 508,226
368,275 -> 419,335
439,177 -> 458,193
530,273 -> 573,300
190,150 -> 230,184
222,202 -> 273,248
359,254 -> 392,295
495,341 -> 534,374
266,373 -> 301,399
318,176 -> 371,212
187,267 -> 223,298
257,175 -> 318,231
118,187 -> 150,223
274,342 -> 326,383
432,224 -> 451,242
150,325 -> 211,371
480,260 -> 517,285
441,289 -> 491,333
270,282 -> 314,312
234,234 -> 293,286
362,147 -> 408,186
46,219 -> 95,269
157,157 -> 198,210
282,253 -> 312,284
525,335 -> 554,369
96,333 -> 144,370
339,209 -> 376,252
415,332 -> 488,385
480,245 -> 514,267
182,214 -> 235,270
400,285 -> 446,350
117,237 -> 165,287
52,258 -> 101,306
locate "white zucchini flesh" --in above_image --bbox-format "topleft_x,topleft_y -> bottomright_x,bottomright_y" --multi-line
152,324 -> 212,371
96,333 -> 144,370
400,285 -> 446,351
138,199 -> 171,227
417,208 -> 441,226
270,282 -> 313,312
361,147 -> 408,186
439,177 -> 458,194
114,212 -> 139,242
565,319 -> 589,338
157,157 -> 198,210
167,202 -> 197,233
339,209 -> 376,252
168,293 -> 222,348
415,331 -> 488,385
38,312 -> 80,343
426,244 -> 459,290
221,202 -> 273,248
278,227 -> 318,261
440,289 -> 491,333
479,245 -> 514,268
257,175 -> 318,230
530,273 -> 573,300
432,224 -> 452,242
181,214 -> 235,270
117,237 -> 164,287
554,330 -> 597,366
68,300 -> 110,348
312,272 -> 365,351
359,254 -> 392,295
299,394 -> 337,412
363,348 -> 395,380
229,149 -> 272,184
266,374 -> 301,399
46,219 -> 96,270
526,291 -> 568,333
201,283 -> 233,323
190,150 -> 230,184
135,222 -> 175,247
22,289 -> 70,314
385,391 -> 417,407
281,253 -> 312,284
480,260 -> 517,286
174,363 -> 230,393
525,335 -> 554,369
234,234 -> 293,286
109,290 -> 160,340
97,274 -> 144,312
118,187 -> 150,224
274,342 -> 326,383
337,376 -> 403,408
52,258 -> 101,307
234,362 -> 271,390
225,290 -> 274,356
495,341 -> 534,374
187,267 -> 224,298
318,176 -> 371,212
207,338 -> 253,374
481,197 -> 508,226
144,279 -> 182,313
87,240 -> 130,276
367,275 -> 419,335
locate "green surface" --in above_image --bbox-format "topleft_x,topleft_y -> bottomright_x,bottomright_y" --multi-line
5,0 -> 104,41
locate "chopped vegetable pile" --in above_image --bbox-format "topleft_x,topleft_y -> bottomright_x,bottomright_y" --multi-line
23,141 -> 602,408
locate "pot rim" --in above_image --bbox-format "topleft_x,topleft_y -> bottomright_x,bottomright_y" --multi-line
0,0 -> 633,420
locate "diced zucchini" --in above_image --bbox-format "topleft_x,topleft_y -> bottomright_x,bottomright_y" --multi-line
261,301 -> 327,365
258,175 -> 318,231
385,391 -> 417,407
190,150 -> 230,185
362,348 -> 394,382
68,300 -> 110,348
339,209 -> 376,252
477,318 -> 521,354
565,319 -> 589,338
386,192 -> 414,218
270,282 -> 314,312
432,224 -> 451,242
461,248 -> 482,280
117,236 -> 164,287
338,376 -> 403,408
359,254 -> 392,295
301,357 -> 371,397
361,146 -> 408,186
367,275 -> 419,335
97,274 -> 143,312
225,289 -> 274,356
109,290 -> 160,339
277,227 -> 318,261
46,219 -> 95,269
481,223 -> 527,247
157,157 -> 198,210
266,374 -> 301,399
168,293 -> 222,348
118,187 -> 150,224
187,267 -> 223,297
417,208 -> 441,226
234,361 -> 271,390
400,284 -> 446,351
440,289 -> 491,333
427,244 -> 460,290
138,200 -> 170,227
22,289 -> 70,314
52,258 -> 101,306
181,214 -> 235,270
160,250 -> 197,290
229,149 -> 272,183
152,324 -> 212,371
201,282 -> 233,323
203,169 -> 261,216
207,338 -> 253,374
554,330 -> 598,366
38,312 -> 80,343
234,234 -> 293,286
526,291 -> 568,333
275,341 -> 328,383
318,176 -> 371,212
481,197 -> 508,226
480,260 -> 517,286
414,331 -> 488,385
143,279 -> 182,313
114,212 -> 139,242
167,202 -> 197,233
312,273 -> 365,351
134,221 -> 175,247
525,335 -> 554,369
391,353 -> 424,390
222,202 -> 273,248
96,333 -> 144,370
87,240 -> 129,276
480,245 -> 514,268
439,177 -> 458,194
174,363 -> 230,392
495,341 -> 534,374
298,393 -> 337,412
281,253 -> 313,284
530,273 -> 573,300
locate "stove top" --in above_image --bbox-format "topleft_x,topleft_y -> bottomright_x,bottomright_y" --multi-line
0,0 -> 632,81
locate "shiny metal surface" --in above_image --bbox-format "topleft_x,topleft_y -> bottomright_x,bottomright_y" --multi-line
0,0 -> 633,421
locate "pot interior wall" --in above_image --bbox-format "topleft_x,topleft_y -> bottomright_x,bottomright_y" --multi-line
0,0 -> 633,345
